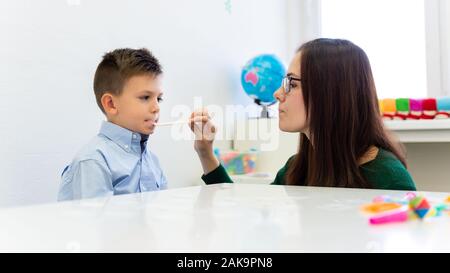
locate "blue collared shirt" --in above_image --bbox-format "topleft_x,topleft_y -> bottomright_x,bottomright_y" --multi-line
58,121 -> 167,201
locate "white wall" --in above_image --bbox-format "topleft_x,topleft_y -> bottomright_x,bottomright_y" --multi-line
286,0 -> 321,54
439,0 -> 450,96
405,143 -> 450,192
424,0 -> 450,97
0,0 -> 289,207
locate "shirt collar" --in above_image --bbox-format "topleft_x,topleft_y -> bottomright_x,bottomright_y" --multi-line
99,121 -> 146,153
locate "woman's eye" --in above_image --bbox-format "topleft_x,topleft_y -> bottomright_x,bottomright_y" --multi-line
290,83 -> 297,89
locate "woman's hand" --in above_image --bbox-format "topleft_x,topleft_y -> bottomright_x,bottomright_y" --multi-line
189,109 -> 220,174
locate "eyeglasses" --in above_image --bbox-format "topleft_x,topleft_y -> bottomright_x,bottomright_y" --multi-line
282,75 -> 302,94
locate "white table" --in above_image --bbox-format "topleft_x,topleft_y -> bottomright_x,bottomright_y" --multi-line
0,184 -> 449,252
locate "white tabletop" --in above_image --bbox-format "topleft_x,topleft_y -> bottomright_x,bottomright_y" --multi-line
0,184 -> 449,252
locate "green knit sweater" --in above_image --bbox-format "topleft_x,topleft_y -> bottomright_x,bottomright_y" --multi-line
201,148 -> 416,191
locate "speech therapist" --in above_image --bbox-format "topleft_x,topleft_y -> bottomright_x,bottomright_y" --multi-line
189,38 -> 416,191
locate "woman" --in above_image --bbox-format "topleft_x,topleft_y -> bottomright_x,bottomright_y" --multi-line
190,38 -> 416,190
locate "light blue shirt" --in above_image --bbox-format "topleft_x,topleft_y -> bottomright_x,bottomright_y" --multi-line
58,121 -> 167,201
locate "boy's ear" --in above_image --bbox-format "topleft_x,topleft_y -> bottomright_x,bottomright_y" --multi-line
101,93 -> 118,116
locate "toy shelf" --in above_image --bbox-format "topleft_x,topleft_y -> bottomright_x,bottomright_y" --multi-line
384,119 -> 450,143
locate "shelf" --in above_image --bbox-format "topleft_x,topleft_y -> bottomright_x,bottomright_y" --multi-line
384,119 -> 450,143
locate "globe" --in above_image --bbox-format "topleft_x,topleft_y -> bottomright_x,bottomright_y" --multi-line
241,54 -> 286,105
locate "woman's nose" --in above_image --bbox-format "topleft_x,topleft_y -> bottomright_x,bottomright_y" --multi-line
274,87 -> 285,102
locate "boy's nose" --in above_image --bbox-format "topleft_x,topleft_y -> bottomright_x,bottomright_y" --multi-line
274,87 -> 285,102
151,100 -> 160,113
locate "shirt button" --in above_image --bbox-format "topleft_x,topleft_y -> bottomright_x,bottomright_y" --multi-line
132,134 -> 137,139
124,145 -> 128,148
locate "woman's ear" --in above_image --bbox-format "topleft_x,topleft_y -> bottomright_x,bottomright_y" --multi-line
101,93 -> 118,116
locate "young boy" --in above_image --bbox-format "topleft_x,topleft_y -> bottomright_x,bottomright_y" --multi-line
58,48 -> 167,201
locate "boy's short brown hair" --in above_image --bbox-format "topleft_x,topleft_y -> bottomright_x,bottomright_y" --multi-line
93,48 -> 162,113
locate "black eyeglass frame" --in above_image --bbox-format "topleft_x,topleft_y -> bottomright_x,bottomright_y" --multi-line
282,75 -> 302,94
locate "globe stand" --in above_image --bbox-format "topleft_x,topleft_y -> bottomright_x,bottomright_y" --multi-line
254,99 -> 276,119
260,105 -> 269,118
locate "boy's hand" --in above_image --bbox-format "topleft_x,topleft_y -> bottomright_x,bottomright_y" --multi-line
190,109 -> 219,174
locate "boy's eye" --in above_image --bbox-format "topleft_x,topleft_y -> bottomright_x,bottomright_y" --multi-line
157,97 -> 164,103
140,96 -> 150,101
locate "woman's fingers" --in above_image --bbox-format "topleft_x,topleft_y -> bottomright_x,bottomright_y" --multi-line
189,109 -> 216,140
189,116 -> 208,132
189,109 -> 211,126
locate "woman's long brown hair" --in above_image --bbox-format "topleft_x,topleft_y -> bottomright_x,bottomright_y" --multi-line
286,38 -> 407,188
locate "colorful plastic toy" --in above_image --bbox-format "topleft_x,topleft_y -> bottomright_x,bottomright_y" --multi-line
379,97 -> 450,120
409,196 -> 431,219
436,97 -> 450,119
408,99 -> 423,119
214,149 -> 257,175
363,193 -> 449,225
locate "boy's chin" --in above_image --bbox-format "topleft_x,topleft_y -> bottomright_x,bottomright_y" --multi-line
134,126 -> 154,135
142,128 -> 155,135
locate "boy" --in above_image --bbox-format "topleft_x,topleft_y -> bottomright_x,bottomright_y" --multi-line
58,48 -> 167,201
